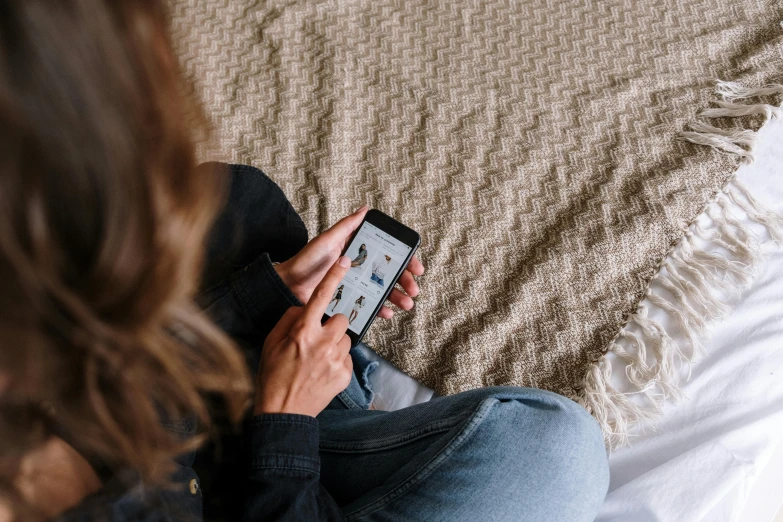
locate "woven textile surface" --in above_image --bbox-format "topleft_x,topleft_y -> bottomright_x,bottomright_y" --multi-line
170,0 -> 783,405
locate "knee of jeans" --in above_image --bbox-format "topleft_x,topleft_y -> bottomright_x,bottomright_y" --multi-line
492,393 -> 609,497
545,395 -> 607,465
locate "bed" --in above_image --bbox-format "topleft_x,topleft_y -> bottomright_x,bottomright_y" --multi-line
359,115 -> 783,521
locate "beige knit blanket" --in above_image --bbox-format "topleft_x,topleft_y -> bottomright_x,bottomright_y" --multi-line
171,0 -> 783,444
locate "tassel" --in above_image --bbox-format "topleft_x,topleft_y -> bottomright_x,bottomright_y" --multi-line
715,80 -> 783,102
680,129 -> 753,161
587,77 -> 783,449
727,180 -> 783,243
700,100 -> 781,121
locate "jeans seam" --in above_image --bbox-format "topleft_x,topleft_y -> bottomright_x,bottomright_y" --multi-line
336,390 -> 364,411
343,398 -> 500,520
319,416 -> 465,453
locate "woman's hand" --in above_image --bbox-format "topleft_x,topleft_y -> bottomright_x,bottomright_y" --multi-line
255,256 -> 354,417
275,207 -> 425,319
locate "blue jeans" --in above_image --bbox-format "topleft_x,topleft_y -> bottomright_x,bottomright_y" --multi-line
318,346 -> 609,522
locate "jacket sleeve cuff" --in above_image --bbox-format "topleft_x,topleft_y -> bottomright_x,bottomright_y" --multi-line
230,253 -> 303,324
247,414 -> 321,475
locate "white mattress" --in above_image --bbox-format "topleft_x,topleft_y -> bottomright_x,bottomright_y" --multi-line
361,115 -> 783,522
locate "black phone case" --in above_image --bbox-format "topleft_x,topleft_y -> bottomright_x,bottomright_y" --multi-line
323,209 -> 420,347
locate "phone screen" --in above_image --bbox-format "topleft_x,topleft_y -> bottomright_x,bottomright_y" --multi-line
324,221 -> 412,334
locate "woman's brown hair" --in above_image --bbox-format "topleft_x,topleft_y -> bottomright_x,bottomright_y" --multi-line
0,0 -> 251,517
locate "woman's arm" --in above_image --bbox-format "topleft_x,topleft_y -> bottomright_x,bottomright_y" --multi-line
196,206 -> 421,520
243,415 -> 344,522
197,257 -> 351,522
245,258 -> 355,522
197,252 -> 302,369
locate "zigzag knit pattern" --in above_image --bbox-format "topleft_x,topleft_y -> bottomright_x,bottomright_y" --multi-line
170,0 -> 782,402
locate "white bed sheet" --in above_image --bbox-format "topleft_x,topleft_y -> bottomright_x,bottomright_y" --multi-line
361,116 -> 783,522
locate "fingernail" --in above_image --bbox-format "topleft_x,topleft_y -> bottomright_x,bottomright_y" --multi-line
354,205 -> 368,214
338,256 -> 351,268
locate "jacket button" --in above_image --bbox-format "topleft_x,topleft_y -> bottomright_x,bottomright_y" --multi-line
189,478 -> 200,495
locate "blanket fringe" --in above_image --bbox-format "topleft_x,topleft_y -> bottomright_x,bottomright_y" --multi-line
678,80 -> 783,163
579,80 -> 783,449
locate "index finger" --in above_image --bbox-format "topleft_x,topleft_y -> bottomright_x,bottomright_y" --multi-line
303,255 -> 352,322
322,206 -> 369,243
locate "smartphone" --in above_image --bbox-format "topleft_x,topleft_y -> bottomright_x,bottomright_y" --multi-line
323,209 -> 421,347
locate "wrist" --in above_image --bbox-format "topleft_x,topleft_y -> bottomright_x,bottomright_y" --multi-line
254,388 -> 284,416
254,394 -> 316,418
272,260 -> 300,298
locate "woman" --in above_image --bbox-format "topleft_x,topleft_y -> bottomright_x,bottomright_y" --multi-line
348,296 -> 366,325
351,244 -> 368,268
370,255 -> 391,287
329,285 -> 345,312
0,1 -> 609,521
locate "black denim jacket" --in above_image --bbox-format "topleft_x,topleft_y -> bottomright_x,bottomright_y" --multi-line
59,164 -> 345,522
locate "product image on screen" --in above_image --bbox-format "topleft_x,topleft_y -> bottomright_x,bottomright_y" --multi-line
325,221 -> 412,334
